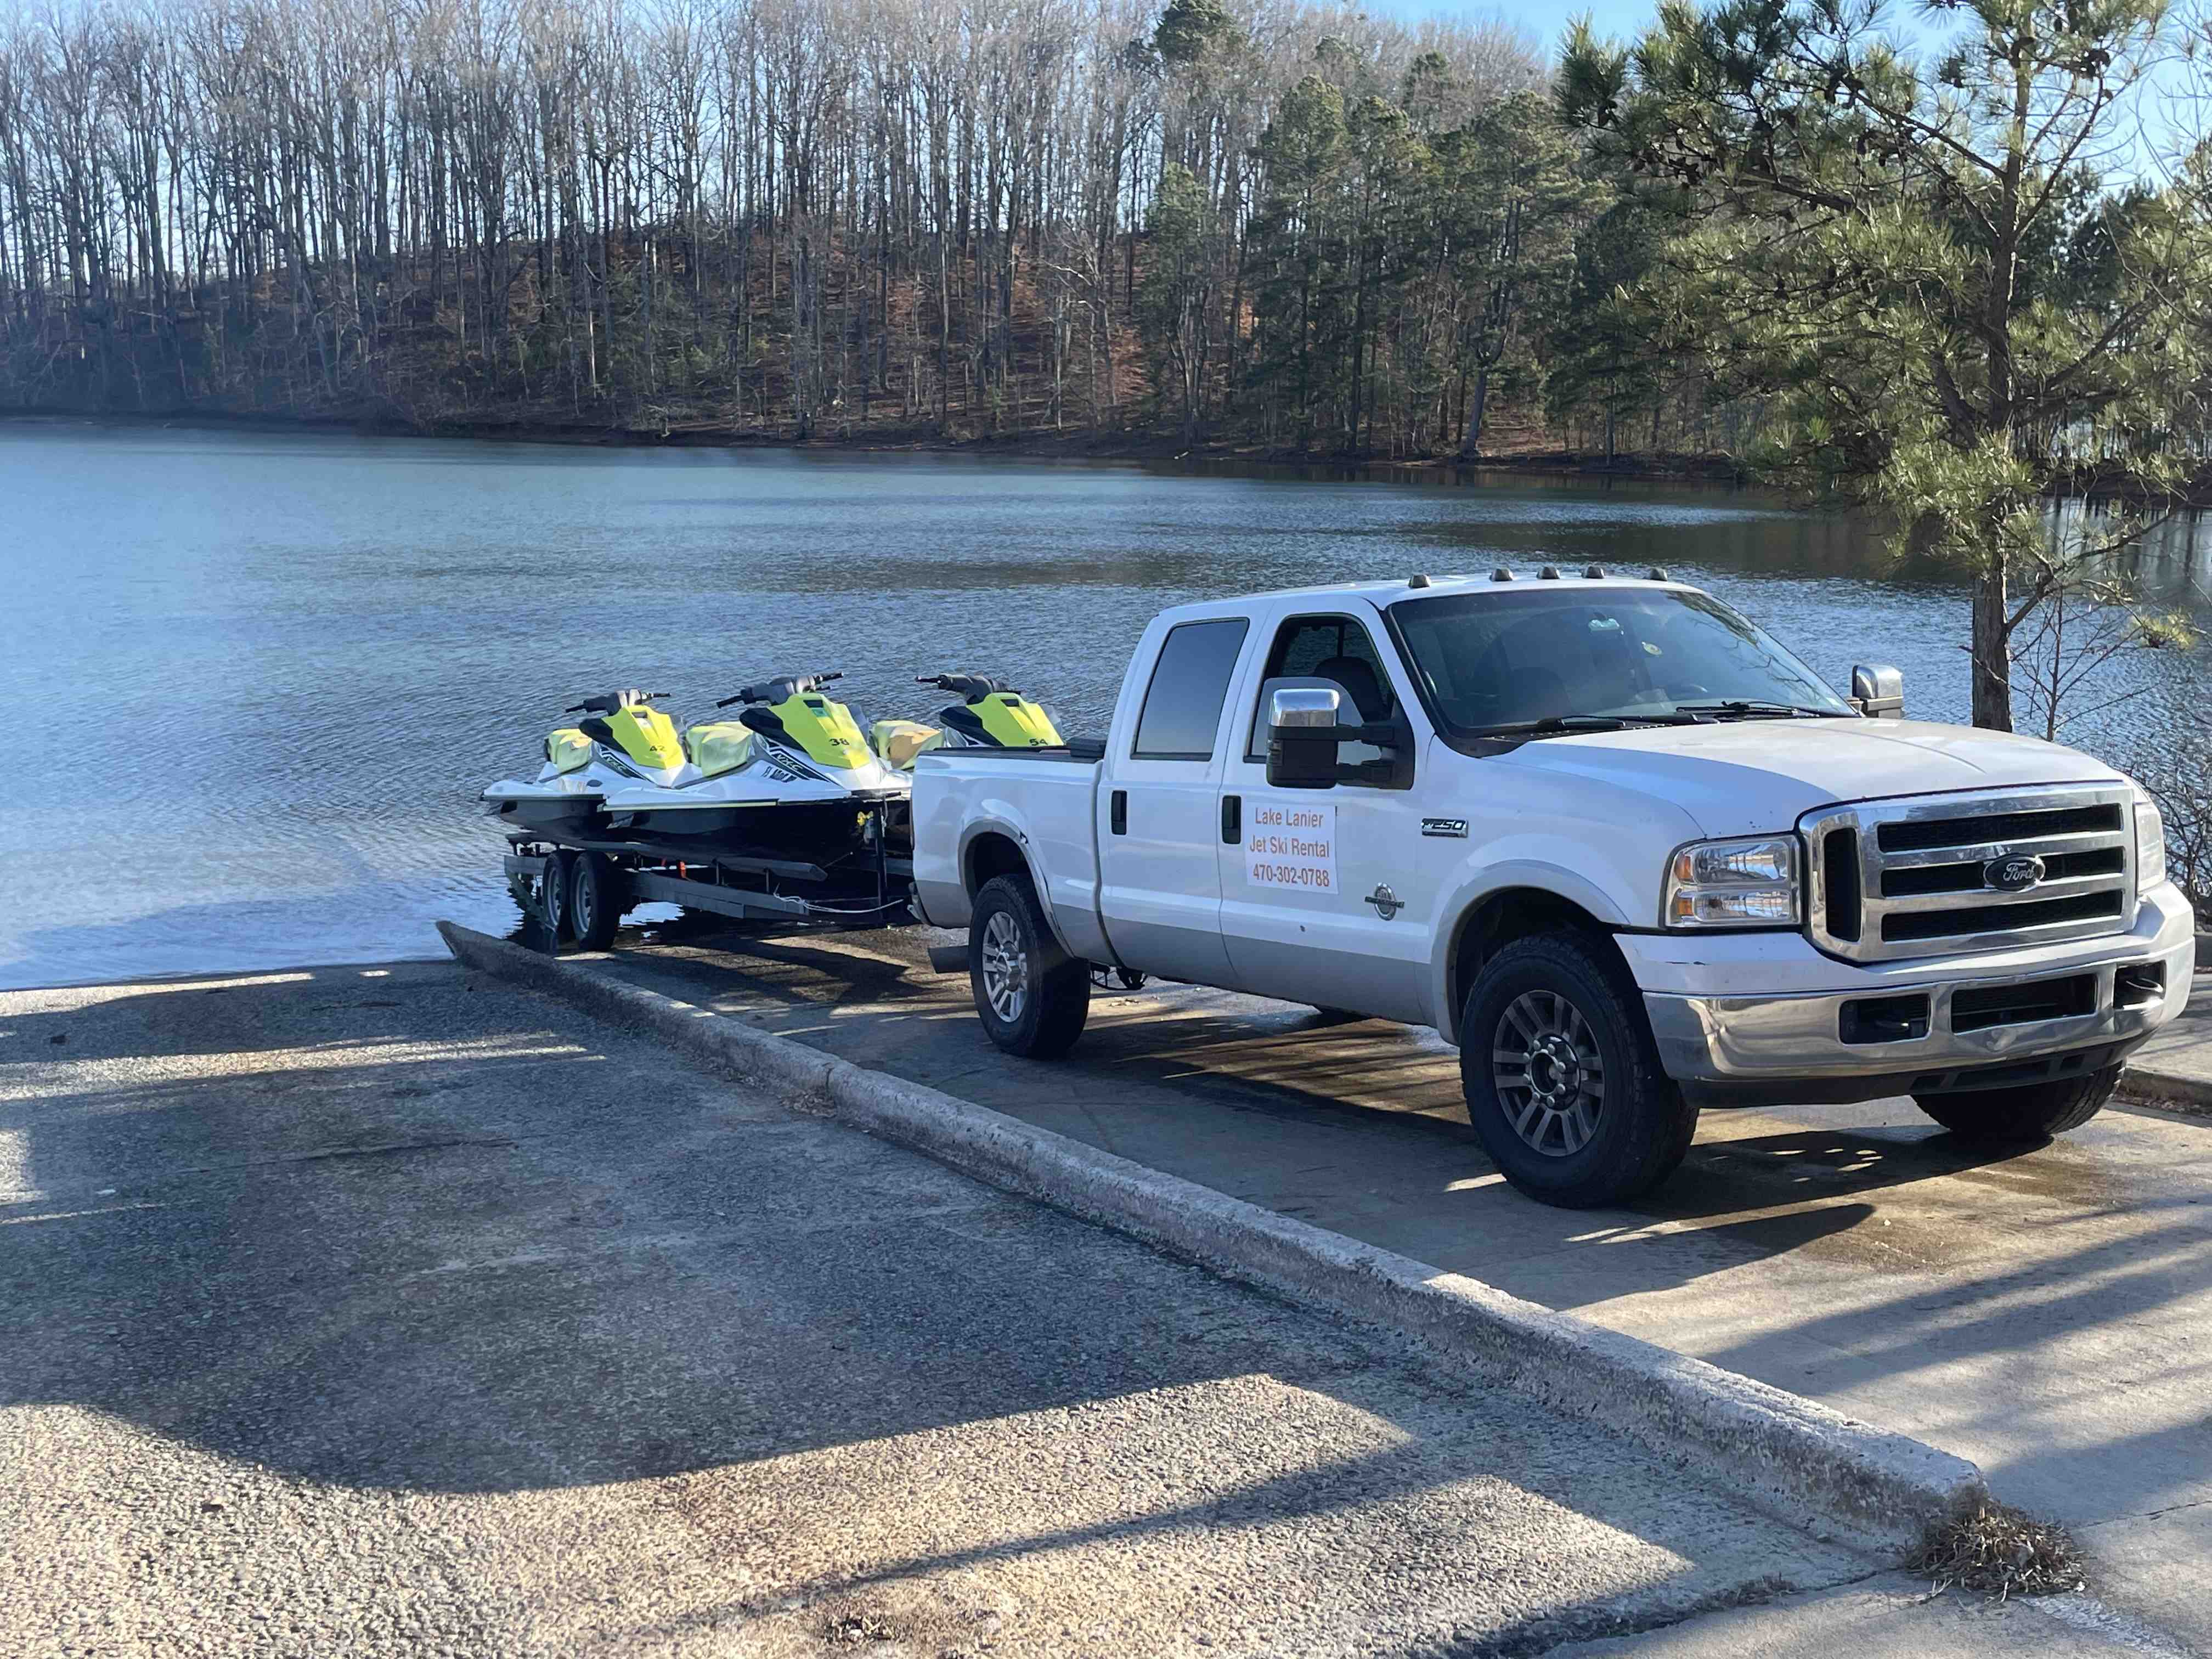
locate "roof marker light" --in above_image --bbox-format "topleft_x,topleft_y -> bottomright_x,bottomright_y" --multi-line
1489,567 -> 1514,582
1647,567 -> 1668,580
1408,573 -> 1432,588
1539,565 -> 1562,580
1584,565 -> 1606,579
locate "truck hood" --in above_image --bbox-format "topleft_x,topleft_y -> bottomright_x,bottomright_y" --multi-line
1497,718 -> 2127,838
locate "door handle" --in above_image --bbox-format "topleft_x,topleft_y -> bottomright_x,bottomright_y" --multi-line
1110,789 -> 1127,835
1221,794 -> 1240,844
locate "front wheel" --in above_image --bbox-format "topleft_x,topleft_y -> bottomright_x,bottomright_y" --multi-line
1914,1066 -> 2119,1141
970,876 -> 1090,1058
1459,932 -> 1697,1208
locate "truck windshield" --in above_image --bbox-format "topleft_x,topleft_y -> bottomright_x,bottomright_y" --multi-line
1388,587 -> 1853,737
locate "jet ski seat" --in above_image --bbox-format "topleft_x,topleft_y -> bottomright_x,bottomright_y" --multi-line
873,719 -> 944,770
684,721 -> 755,778
544,727 -> 593,774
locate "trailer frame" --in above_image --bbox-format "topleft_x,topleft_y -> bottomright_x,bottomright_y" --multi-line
504,802 -> 916,944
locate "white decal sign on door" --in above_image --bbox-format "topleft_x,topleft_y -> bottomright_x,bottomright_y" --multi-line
1247,799 -> 1338,892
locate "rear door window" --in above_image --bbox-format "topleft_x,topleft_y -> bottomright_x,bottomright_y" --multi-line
1132,619 -> 1250,760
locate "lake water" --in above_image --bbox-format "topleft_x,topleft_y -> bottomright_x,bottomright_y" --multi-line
5,421 -> 2209,990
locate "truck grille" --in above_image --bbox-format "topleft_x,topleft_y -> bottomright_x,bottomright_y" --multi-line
1802,785 -> 2135,963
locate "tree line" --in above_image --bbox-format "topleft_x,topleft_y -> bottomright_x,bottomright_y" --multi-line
1,0 -> 1651,454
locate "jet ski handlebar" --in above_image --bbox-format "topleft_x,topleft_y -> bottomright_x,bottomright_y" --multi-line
917,673 -> 1012,702
565,690 -> 669,714
715,672 -> 843,709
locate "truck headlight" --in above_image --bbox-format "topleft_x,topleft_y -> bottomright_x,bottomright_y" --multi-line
2136,796 -> 2168,889
1664,836 -> 1801,928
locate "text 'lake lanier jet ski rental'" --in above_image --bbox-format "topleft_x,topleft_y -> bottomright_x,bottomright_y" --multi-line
480,675 -> 911,864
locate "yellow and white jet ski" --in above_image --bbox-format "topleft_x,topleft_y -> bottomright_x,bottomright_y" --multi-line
608,672 -> 911,859
480,689 -> 685,836
872,674 -> 1064,770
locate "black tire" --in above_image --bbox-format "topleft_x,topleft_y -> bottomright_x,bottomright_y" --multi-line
540,851 -> 572,943
969,875 -> 1090,1058
1459,932 -> 1698,1208
569,853 -> 625,951
1914,1066 -> 2119,1141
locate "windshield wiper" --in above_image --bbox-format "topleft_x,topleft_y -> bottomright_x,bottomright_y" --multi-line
1481,712 -> 1701,736
1669,699 -> 1848,720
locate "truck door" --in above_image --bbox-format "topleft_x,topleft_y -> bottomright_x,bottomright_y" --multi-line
1096,617 -> 1250,985
1215,611 -> 1434,1023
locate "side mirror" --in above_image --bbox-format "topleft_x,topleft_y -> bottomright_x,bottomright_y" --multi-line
1849,664 -> 1905,719
1267,687 -> 1342,789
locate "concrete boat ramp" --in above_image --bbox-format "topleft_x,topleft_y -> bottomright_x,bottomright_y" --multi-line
2,927 -> 2205,1655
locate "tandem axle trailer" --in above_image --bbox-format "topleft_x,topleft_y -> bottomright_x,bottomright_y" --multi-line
504,813 -> 916,950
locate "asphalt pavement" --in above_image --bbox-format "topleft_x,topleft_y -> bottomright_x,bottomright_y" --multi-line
577,915 -> 2212,1652
0,960 -> 1925,1657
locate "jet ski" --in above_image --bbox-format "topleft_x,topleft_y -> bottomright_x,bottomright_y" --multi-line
605,672 -> 911,860
481,690 -> 685,834
873,674 -> 1064,769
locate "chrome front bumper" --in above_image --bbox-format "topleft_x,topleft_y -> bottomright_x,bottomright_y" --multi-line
1644,929 -> 2195,1105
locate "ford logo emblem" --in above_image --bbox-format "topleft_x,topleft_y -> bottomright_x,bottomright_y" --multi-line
1984,854 -> 2046,893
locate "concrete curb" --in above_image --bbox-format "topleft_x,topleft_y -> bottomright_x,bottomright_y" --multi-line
438,921 -> 1988,1557
2119,1063 -> 2212,1114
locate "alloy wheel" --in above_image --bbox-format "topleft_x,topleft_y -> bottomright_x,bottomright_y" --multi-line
979,909 -> 1030,1024
1491,989 -> 1606,1157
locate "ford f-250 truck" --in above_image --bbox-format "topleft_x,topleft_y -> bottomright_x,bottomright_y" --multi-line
907,571 -> 2195,1207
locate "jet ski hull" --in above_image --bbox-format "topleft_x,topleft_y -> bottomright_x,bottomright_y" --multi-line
485,789 -> 609,836
613,795 -> 904,860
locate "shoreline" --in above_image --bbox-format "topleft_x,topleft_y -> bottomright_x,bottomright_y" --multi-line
0,404 -> 1757,488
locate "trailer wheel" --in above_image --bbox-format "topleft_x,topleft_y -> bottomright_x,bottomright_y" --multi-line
569,853 -> 624,951
1914,1066 -> 2119,1141
1459,932 -> 1697,1209
540,851 -> 572,943
970,876 -> 1090,1058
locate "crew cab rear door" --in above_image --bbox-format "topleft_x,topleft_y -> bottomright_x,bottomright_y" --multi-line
1214,605 -> 1435,1023
1095,614 -> 1251,985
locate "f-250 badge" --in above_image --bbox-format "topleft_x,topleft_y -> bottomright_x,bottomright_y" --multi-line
1422,817 -> 1469,838
1364,884 -> 1403,920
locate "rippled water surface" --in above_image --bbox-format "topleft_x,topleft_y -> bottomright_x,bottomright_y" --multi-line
6,422 -> 2210,989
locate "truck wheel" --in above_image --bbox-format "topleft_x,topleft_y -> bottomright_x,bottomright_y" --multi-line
540,851 -> 572,943
970,875 -> 1090,1058
1914,1067 -> 2119,1141
569,853 -> 625,951
1459,933 -> 1697,1209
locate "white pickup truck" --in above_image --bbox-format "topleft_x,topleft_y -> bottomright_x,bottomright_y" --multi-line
909,572 -> 2194,1206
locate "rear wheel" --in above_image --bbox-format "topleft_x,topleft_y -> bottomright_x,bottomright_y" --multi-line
539,851 -> 572,943
569,853 -> 625,951
970,875 -> 1090,1058
1914,1067 -> 2119,1141
1459,932 -> 1697,1208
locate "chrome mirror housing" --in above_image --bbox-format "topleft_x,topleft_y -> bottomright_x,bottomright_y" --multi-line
1850,664 -> 1905,719
1267,687 -> 1343,789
